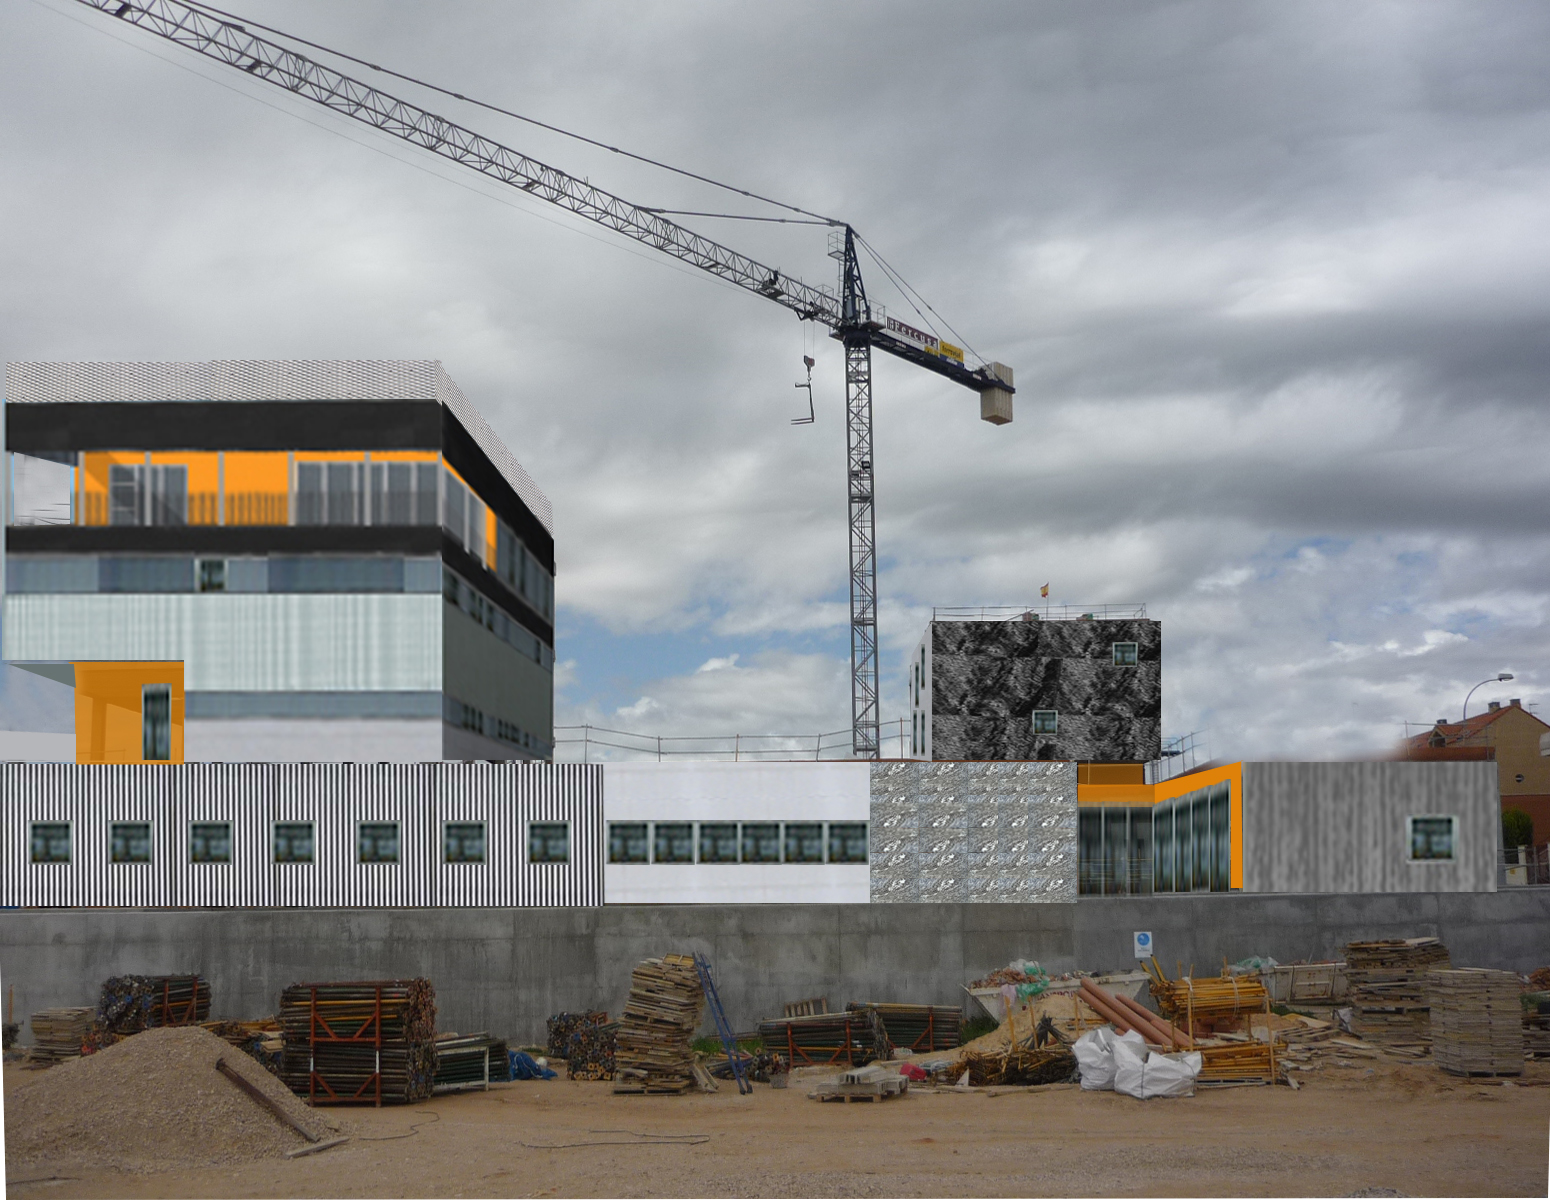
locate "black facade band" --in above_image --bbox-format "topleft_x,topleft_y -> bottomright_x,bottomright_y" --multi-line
439,406 -> 553,568
7,525 -> 445,556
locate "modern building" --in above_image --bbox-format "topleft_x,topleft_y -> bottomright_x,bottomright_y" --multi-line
2,359 -> 554,763
909,605 -> 1161,766
1396,699 -> 1550,845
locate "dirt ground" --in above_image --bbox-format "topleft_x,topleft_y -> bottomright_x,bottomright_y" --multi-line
5,1058 -> 1549,1198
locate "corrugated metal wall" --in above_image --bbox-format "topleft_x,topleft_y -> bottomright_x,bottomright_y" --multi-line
0,762 -> 601,907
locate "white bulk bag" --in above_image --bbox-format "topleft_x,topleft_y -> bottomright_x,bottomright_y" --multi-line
1073,1027 -> 1147,1091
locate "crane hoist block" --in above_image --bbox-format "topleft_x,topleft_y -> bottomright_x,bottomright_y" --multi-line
980,362 -> 1014,426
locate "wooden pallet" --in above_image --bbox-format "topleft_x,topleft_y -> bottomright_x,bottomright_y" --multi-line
810,1076 -> 908,1103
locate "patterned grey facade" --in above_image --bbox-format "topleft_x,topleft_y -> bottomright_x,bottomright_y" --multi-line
0,762 -> 601,907
869,761 -> 1077,903
922,618 -> 1161,762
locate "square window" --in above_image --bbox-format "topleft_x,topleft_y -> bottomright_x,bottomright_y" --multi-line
197,559 -> 226,593
1409,816 -> 1455,861
273,822 -> 314,864
1112,642 -> 1138,667
529,822 -> 569,864
444,822 -> 486,864
30,823 -> 70,864
653,822 -> 694,864
142,684 -> 172,762
699,823 -> 739,864
609,822 -> 648,864
740,822 -> 781,864
189,822 -> 231,864
828,822 -> 869,864
784,822 -> 824,864
358,822 -> 401,864
110,822 -> 152,864
1032,710 -> 1058,735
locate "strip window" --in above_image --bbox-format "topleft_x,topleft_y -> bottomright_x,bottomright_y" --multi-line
784,823 -> 825,864
273,822 -> 314,864
189,822 -> 232,864
30,822 -> 70,864
741,822 -> 781,864
529,822 -> 570,864
110,822 -> 152,864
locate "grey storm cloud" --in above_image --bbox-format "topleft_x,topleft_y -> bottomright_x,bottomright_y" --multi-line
1,0 -> 1547,758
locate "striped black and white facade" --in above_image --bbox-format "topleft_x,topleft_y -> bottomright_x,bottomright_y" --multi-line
1,762 -> 601,907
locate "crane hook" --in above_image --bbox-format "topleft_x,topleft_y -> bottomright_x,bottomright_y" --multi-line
791,355 -> 816,425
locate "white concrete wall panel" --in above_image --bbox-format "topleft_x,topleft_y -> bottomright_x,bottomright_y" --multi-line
3,594 -> 442,692
602,762 -> 870,905
1240,761 -> 1500,894
185,719 -> 443,764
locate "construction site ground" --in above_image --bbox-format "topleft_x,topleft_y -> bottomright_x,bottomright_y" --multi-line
6,1057 -> 1549,1198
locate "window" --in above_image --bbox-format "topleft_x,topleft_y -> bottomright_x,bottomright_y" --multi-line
529,822 -> 569,864
268,556 -> 405,593
107,464 -> 186,526
189,822 -> 231,864
142,685 -> 171,762
30,823 -> 70,864
609,822 -> 649,864
653,822 -> 694,863
784,822 -> 824,864
1113,642 -> 1138,667
295,461 -> 363,526
273,823 -> 314,864
369,461 -> 440,526
443,822 -> 486,864
741,822 -> 780,864
110,822 -> 152,864
197,559 -> 226,592
1032,710 -> 1058,735
109,464 -> 140,526
699,823 -> 739,864
828,823 -> 869,864
1409,816 -> 1455,862
358,822 -> 401,864
100,557 -> 194,593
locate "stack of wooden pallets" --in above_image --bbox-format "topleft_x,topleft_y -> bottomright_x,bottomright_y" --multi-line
1344,938 -> 1450,1048
612,955 -> 704,1094
1428,968 -> 1523,1077
24,1007 -> 94,1068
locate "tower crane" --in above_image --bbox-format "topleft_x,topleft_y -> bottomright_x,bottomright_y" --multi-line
75,0 -> 1015,759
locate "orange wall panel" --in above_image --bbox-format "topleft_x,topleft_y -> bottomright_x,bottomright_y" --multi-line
72,662 -> 185,765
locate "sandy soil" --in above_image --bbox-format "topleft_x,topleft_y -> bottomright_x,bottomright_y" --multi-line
5,1058 -> 1548,1198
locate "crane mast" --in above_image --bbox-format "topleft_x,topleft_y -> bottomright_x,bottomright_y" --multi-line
76,0 -> 1015,759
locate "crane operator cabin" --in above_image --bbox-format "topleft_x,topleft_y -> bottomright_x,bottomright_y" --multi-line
2,359 -> 555,765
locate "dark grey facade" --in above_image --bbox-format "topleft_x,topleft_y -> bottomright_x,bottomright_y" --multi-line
913,617 -> 1161,762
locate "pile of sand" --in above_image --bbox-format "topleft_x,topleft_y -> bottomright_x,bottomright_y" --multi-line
5,1025 -> 343,1173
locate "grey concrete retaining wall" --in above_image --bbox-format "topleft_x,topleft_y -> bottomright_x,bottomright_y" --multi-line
3,891 -> 1547,1046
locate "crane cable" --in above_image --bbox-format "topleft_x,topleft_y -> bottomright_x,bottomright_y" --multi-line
179,0 -> 843,227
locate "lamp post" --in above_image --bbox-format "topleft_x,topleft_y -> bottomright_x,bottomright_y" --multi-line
1462,673 -> 1514,722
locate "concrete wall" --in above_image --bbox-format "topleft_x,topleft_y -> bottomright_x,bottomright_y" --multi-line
4,890 -> 1545,1047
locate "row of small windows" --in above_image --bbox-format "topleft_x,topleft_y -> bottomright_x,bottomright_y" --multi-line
28,821 -> 571,866
443,696 -> 552,757
607,822 -> 868,865
7,554 -> 443,595
443,569 -> 554,670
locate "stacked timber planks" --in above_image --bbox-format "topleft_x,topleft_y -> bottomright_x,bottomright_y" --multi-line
97,975 -> 211,1036
1428,969 -> 1523,1077
1345,938 -> 1450,1048
432,1032 -> 511,1091
846,1002 -> 961,1053
566,1021 -> 618,1081
612,955 -> 704,1094
279,979 -> 438,1105
758,1008 -> 890,1068
25,1007 -> 94,1068
546,1011 -> 607,1060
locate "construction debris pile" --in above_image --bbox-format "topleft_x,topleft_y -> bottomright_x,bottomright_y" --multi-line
97,974 -> 212,1037
1345,938 -> 1450,1050
960,1042 -> 1074,1087
24,1007 -> 94,1068
613,955 -> 705,1094
432,1032 -> 512,1091
5,1026 -> 340,1173
1428,968 -> 1523,1077
279,979 -> 437,1105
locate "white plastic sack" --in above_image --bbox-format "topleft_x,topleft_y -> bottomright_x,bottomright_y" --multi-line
1073,1027 -> 1146,1091
1111,1033 -> 1148,1097
1113,1044 -> 1202,1100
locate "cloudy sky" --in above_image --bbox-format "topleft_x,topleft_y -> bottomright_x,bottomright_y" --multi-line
2,0 -> 1547,761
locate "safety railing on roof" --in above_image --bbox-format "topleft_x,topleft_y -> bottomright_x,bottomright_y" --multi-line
553,718 -> 913,763
932,604 -> 1148,622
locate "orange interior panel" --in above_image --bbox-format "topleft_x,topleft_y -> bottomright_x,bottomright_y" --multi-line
72,661 -> 185,765
1077,761 -> 1246,890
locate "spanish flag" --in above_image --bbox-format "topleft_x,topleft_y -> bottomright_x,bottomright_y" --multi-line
1040,583 -> 1050,598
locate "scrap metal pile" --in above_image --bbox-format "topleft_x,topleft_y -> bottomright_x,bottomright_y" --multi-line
279,979 -> 437,1105
97,974 -> 212,1037
546,1010 -> 607,1060
1345,938 -> 1450,1050
1428,968 -> 1523,1077
612,955 -> 705,1094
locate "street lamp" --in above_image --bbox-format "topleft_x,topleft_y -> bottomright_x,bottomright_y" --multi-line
1462,673 -> 1514,722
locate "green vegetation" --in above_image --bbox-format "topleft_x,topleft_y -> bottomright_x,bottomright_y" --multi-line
1503,808 -> 1534,849
960,1014 -> 999,1043
690,1035 -> 762,1056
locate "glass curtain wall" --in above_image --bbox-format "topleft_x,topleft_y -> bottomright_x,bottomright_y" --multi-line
1077,780 -> 1232,896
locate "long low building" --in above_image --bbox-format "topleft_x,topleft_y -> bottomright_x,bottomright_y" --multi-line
0,757 -> 1501,906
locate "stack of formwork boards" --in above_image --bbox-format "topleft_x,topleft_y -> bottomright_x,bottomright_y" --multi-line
1345,938 -> 1450,1048
25,1007 -> 94,1068
613,955 -> 704,1094
1428,969 -> 1523,1077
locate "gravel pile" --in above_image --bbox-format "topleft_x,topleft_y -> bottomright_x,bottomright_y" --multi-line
5,1025 -> 343,1173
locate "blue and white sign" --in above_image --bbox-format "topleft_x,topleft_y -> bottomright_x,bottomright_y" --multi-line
1133,930 -> 1154,959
